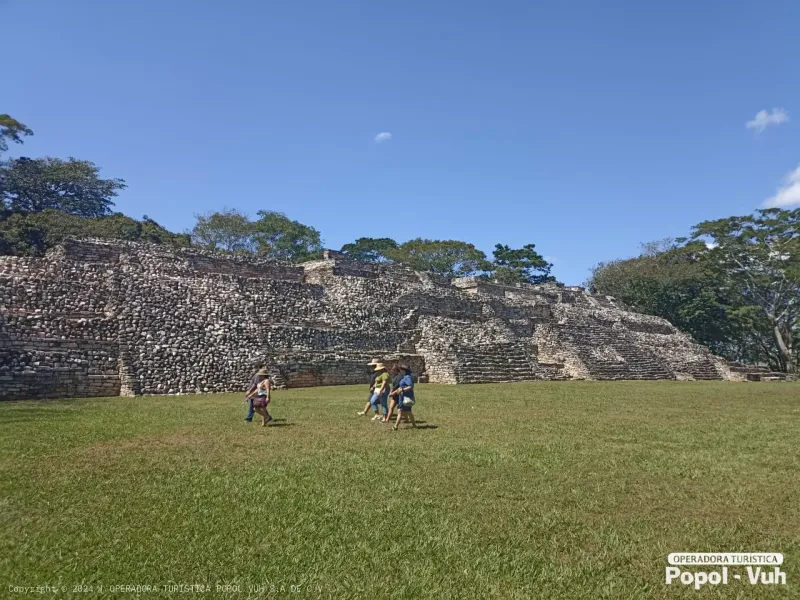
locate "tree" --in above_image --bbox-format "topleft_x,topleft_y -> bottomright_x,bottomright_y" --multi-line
1,157 -> 125,217
0,114 -> 33,154
339,237 -> 398,262
0,210 -> 189,256
389,239 -> 491,277
251,210 -> 323,262
491,243 -> 553,284
588,241 -> 738,355
589,211 -> 800,373
691,208 -> 799,372
191,208 -> 256,253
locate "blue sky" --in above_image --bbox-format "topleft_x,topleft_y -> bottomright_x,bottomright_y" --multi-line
4,0 -> 798,284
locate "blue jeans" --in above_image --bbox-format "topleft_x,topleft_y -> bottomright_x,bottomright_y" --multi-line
370,391 -> 389,414
245,398 -> 255,421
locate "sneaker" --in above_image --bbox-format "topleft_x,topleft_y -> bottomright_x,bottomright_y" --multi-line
244,418 -> 253,423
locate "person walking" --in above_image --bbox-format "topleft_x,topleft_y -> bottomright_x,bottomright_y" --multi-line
384,365 -> 404,422
392,365 -> 417,430
244,365 -> 265,423
248,368 -> 273,426
358,359 -> 380,418
358,362 -> 390,420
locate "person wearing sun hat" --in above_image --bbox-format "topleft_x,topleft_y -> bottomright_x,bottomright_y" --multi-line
392,364 -> 416,430
366,358 -> 380,403
244,364 -> 266,423
357,361 -> 390,420
356,359 -> 379,416
247,367 -> 273,426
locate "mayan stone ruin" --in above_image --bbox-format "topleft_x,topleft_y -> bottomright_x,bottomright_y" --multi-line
0,239 -> 742,400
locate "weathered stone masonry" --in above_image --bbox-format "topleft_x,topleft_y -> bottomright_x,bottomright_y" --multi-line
0,240 -> 736,400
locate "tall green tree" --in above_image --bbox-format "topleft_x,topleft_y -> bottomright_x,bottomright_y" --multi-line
251,210 -> 323,262
0,114 -> 33,154
589,240 -> 737,355
339,237 -> 398,262
191,208 -> 256,253
690,208 -> 799,372
390,239 -> 491,277
1,157 -> 126,217
491,243 -> 553,284
0,210 -> 189,256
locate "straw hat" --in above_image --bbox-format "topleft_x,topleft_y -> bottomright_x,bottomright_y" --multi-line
256,368 -> 269,377
372,362 -> 386,371
367,358 -> 380,366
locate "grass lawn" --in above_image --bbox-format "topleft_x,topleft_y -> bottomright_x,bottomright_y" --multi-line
1,381 -> 799,599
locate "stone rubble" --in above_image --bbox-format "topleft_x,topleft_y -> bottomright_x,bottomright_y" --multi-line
0,239 -> 753,400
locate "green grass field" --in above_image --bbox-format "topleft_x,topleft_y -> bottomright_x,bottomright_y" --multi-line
1,381 -> 799,599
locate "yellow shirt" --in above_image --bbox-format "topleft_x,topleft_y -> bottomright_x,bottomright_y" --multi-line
374,372 -> 390,393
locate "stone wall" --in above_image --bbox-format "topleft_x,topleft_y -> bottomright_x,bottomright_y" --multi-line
0,239 -> 737,400
0,255 -> 121,399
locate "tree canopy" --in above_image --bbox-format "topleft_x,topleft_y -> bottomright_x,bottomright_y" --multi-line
339,237 -> 398,262
590,209 -> 800,372
251,210 -> 323,262
188,209 -> 324,262
690,208 -> 799,372
491,243 -> 553,285
588,240 -> 737,355
0,210 -> 189,256
191,208 -> 256,253
0,114 -> 33,154
389,239 -> 491,277
1,157 -> 125,217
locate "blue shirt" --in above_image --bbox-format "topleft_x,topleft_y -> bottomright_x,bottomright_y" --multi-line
399,374 -> 414,400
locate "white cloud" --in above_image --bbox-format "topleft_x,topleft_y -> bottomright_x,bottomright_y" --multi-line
374,132 -> 392,143
705,242 -> 718,249
746,108 -> 789,133
764,165 -> 800,208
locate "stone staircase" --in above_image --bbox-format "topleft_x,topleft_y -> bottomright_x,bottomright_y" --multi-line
555,323 -> 676,380
633,333 -> 724,380
451,342 -> 539,383
744,372 -> 792,382
669,358 -> 723,380
537,362 -> 570,380
726,363 -> 794,381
